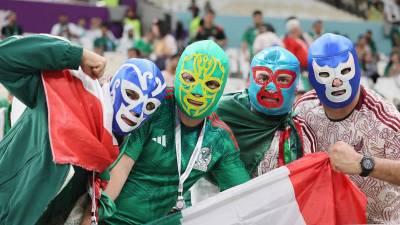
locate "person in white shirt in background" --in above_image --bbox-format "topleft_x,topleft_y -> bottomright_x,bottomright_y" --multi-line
118,24 -> 136,54
50,14 -> 81,44
252,23 -> 283,55
81,17 -> 116,51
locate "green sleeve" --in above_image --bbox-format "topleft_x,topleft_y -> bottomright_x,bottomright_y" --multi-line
0,34 -> 83,107
241,28 -> 250,42
210,134 -> 250,191
120,121 -> 150,161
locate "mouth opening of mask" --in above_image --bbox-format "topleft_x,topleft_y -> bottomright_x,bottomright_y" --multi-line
121,114 -> 137,126
331,89 -> 346,96
261,95 -> 280,103
187,99 -> 204,107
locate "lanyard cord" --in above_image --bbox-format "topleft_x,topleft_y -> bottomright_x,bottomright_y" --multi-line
175,106 -> 206,208
90,171 -> 98,225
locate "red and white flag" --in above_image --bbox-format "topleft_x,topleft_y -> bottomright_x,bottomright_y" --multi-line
42,69 -> 118,173
150,152 -> 367,225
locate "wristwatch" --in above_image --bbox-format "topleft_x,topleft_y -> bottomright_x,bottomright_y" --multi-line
359,155 -> 375,177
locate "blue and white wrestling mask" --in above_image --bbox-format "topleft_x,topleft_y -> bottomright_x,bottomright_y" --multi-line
110,58 -> 166,136
308,33 -> 361,109
249,46 -> 300,115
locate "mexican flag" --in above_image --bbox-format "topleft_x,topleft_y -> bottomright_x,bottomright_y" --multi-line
148,153 -> 367,225
43,69 -> 118,172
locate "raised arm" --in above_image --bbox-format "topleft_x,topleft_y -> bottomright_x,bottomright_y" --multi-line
0,34 -> 83,75
0,34 -> 105,107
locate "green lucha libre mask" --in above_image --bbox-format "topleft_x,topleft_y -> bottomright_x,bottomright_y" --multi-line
174,40 -> 229,119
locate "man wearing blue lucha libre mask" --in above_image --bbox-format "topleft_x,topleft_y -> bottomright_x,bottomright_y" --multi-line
295,33 -> 400,224
0,35 -> 166,225
110,58 -> 166,137
217,46 -> 307,177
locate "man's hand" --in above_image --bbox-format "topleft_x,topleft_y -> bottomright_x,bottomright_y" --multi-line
81,49 -> 106,79
328,141 -> 363,175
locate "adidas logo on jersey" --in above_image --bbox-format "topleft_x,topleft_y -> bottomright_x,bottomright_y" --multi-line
152,135 -> 166,147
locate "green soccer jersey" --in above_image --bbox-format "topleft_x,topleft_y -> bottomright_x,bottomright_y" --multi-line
105,91 -> 250,225
0,35 -> 84,225
242,26 -> 258,57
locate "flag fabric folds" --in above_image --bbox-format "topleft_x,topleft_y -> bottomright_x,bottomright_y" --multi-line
147,152 -> 367,225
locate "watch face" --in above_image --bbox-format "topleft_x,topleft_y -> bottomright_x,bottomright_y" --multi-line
362,158 -> 374,170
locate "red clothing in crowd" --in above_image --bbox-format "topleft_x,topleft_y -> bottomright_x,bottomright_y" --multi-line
283,36 -> 308,69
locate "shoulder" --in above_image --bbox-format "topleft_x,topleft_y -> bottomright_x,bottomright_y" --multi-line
362,87 -> 400,132
218,90 -> 248,114
207,113 -> 239,150
220,90 -> 245,105
214,25 -> 225,33
293,90 -> 320,116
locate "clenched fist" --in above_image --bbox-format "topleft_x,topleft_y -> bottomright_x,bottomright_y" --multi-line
328,141 -> 363,175
81,49 -> 106,79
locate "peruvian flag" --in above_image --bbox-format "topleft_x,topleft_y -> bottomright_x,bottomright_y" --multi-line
149,153 -> 367,225
42,69 -> 118,173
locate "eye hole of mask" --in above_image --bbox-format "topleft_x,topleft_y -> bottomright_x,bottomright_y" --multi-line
341,67 -> 351,75
126,89 -> 140,100
318,72 -> 330,78
182,73 -> 195,83
276,74 -> 293,85
255,72 -> 270,83
206,80 -> 220,89
146,102 -> 155,111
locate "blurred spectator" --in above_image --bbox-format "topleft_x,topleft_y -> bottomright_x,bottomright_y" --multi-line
283,17 -> 310,69
309,20 -> 324,40
382,0 -> 400,35
134,31 -> 154,58
127,47 -> 141,59
123,8 -> 141,40
1,11 -> 22,38
241,10 -> 265,59
384,50 -> 400,76
361,51 -> 380,83
94,23 -> 116,54
189,5 -> 201,40
103,0 -> 119,7
389,25 -> 400,49
50,14 -> 80,42
118,25 -> 136,53
252,23 -> 283,55
195,9 -> 227,47
188,0 -> 199,12
175,21 -> 188,52
80,17 -> 102,50
367,0 -> 384,21
365,30 -> 377,54
355,35 -> 371,63
152,19 -> 177,70
162,54 -> 180,87
75,18 -> 87,36
204,1 -> 213,13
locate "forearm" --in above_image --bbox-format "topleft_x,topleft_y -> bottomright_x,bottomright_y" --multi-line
104,154 -> 134,200
80,154 -> 134,225
370,157 -> 400,186
0,34 -> 82,74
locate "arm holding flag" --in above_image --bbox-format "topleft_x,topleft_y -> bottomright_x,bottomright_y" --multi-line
329,141 -> 400,186
0,34 -> 105,107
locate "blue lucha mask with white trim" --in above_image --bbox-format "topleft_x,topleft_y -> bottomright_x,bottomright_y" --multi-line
249,46 -> 300,115
110,58 -> 166,136
308,33 -> 361,109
